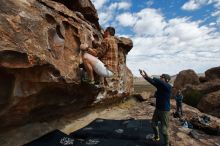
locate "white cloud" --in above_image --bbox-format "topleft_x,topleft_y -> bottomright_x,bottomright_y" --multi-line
212,0 -> 220,8
181,0 -> 220,11
116,13 -> 136,27
134,9 -> 166,36
108,3 -> 118,11
128,36 -> 167,56
165,18 -> 212,41
212,10 -> 220,16
128,55 -> 220,76
94,1 -> 132,26
212,10 -> 220,25
93,0 -> 220,76
117,2 -> 132,10
109,2 -> 131,11
117,9 -> 167,36
126,12 -> 220,76
181,0 -> 220,26
181,0 -> 203,11
91,0 -> 108,10
99,12 -> 112,25
209,22 -> 216,26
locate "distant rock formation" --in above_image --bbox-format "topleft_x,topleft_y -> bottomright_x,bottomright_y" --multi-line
174,66 -> 220,118
0,0 -> 133,130
197,90 -> 220,117
205,66 -> 220,81
173,69 -> 200,90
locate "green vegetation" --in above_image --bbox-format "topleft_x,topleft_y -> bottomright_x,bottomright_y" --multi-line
183,89 -> 203,107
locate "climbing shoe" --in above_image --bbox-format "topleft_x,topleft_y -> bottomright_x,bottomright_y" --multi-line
87,80 -> 95,85
151,135 -> 160,141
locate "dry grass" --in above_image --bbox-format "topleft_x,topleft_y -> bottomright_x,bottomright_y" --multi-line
133,77 -> 156,94
133,84 -> 156,94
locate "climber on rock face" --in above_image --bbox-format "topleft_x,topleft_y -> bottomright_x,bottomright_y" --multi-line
139,69 -> 172,146
80,26 -> 119,86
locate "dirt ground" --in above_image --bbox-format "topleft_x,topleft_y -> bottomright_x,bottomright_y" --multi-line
1,97 -> 219,146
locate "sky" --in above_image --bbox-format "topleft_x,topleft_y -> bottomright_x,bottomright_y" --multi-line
91,0 -> 220,76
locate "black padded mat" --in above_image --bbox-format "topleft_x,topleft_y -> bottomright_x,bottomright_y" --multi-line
24,119 -> 165,146
70,119 -> 165,146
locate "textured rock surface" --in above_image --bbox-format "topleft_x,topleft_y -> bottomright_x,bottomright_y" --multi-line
174,67 -> 220,118
174,69 -> 200,90
53,0 -> 100,30
0,0 -> 133,130
173,69 -> 200,106
183,79 -> 220,95
197,90 -> 220,117
199,67 -> 220,117
205,66 -> 220,81
117,37 -> 133,53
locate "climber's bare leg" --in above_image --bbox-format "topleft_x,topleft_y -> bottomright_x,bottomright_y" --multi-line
83,57 -> 94,82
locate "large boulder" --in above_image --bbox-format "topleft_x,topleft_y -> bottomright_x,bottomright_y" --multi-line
117,37 -> 133,53
205,66 -> 220,81
176,67 -> 220,118
187,79 -> 220,94
174,69 -> 200,90
182,79 -> 220,107
197,90 -> 220,117
0,0 -> 133,130
181,85 -> 204,107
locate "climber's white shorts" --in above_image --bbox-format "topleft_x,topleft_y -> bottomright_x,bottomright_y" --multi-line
83,53 -> 113,77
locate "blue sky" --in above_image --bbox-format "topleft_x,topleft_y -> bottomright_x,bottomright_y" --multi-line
91,0 -> 220,76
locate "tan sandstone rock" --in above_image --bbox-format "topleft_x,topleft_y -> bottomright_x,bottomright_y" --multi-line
0,0 -> 133,130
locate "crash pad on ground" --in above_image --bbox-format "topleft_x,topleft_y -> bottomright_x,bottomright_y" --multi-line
24,119 -> 165,146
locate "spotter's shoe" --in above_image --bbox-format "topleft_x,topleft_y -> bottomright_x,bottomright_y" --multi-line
151,135 -> 160,142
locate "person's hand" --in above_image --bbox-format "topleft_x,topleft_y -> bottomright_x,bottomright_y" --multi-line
139,69 -> 144,76
142,70 -> 148,77
89,33 -> 95,41
139,69 -> 148,78
80,43 -> 89,51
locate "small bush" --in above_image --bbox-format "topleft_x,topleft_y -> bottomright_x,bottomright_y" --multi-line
183,89 -> 203,107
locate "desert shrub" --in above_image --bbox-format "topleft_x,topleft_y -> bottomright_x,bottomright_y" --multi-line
183,89 -> 203,107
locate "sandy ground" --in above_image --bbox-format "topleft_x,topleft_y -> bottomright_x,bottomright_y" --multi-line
0,98 -> 135,146
62,99 -> 134,134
